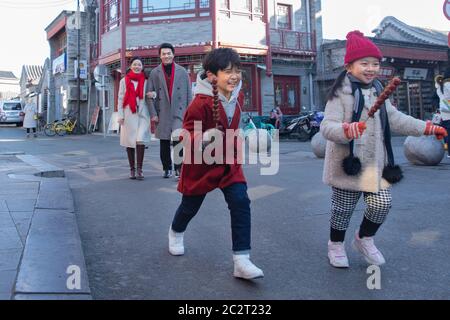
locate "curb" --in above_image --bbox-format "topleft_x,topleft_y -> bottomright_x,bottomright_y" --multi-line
13,155 -> 92,300
16,154 -> 65,178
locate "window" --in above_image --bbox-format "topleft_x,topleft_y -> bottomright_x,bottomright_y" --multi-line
103,0 -> 121,32
55,32 -> 67,56
219,0 -> 229,9
253,0 -> 263,13
231,0 -> 251,11
219,0 -> 264,19
199,0 -> 210,8
276,4 -> 291,30
143,0 -> 196,13
129,0 -> 138,14
127,0 -> 210,21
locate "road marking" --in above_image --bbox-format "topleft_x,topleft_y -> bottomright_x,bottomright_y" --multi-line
410,230 -> 440,247
247,185 -> 284,201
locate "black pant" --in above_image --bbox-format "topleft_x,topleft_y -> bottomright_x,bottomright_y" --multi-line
441,120 -> 450,153
26,128 -> 36,133
171,183 -> 251,252
160,139 -> 183,171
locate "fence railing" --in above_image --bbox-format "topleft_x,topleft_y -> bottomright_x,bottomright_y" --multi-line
270,29 -> 316,53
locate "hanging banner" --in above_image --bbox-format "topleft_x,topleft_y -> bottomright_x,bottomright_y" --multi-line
52,53 -> 66,75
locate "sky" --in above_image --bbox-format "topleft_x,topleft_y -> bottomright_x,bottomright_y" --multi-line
0,0 -> 449,78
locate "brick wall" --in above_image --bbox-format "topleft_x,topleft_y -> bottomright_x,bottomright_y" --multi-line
127,20 -> 212,48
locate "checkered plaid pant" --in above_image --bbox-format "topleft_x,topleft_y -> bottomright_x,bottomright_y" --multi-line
330,187 -> 392,231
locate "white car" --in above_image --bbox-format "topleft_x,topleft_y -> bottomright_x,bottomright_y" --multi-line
0,100 -> 24,126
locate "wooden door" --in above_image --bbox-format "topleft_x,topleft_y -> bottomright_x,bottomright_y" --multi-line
274,75 -> 300,115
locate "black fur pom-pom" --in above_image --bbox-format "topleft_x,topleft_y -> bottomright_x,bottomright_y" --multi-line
342,155 -> 362,176
382,165 -> 403,184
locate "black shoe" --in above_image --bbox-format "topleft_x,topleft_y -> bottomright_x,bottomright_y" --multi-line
175,169 -> 180,179
163,170 -> 173,178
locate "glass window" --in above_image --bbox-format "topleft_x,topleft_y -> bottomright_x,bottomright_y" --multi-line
104,0 -> 120,31
143,0 -> 196,13
199,0 -> 210,8
276,4 -> 291,30
253,0 -> 263,13
219,0 -> 229,9
232,0 -> 251,11
129,0 -> 138,14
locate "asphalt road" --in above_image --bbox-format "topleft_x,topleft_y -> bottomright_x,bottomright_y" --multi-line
1,125 -> 449,300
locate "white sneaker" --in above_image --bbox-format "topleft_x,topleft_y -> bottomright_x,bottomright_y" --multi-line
352,230 -> 386,266
168,227 -> 184,256
327,241 -> 349,268
233,254 -> 264,280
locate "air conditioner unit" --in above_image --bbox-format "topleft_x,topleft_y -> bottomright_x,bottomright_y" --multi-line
68,86 -> 88,101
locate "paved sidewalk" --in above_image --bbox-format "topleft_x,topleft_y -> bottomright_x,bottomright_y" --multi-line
0,153 -> 39,299
0,152 -> 91,300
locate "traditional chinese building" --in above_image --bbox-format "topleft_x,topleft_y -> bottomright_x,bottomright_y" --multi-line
0,71 -> 20,101
45,9 -> 91,123
88,0 -> 322,131
317,16 -> 449,120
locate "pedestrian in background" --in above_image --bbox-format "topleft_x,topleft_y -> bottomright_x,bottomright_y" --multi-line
147,43 -> 192,179
435,69 -> 450,157
118,57 -> 156,180
23,101 -> 37,138
321,31 -> 448,268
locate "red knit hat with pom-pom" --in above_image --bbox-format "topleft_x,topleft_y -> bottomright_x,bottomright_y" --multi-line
344,30 -> 383,64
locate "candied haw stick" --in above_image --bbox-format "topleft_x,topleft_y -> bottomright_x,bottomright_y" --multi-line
366,77 -> 401,119
211,78 -> 220,129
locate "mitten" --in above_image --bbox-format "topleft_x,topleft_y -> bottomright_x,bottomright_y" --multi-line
424,121 -> 448,140
343,122 -> 367,140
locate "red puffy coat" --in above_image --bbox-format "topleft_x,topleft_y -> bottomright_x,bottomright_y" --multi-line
177,94 -> 246,195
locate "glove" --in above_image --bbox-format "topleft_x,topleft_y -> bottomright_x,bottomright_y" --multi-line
343,122 -> 367,140
424,121 -> 448,140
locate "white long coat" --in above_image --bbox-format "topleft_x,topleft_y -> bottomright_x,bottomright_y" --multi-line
117,78 -> 151,148
23,104 -> 37,128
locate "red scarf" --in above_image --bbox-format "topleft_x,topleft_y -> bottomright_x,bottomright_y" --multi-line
162,64 -> 175,102
123,71 -> 146,113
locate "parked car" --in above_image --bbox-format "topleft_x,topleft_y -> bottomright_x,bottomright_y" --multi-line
0,100 -> 24,126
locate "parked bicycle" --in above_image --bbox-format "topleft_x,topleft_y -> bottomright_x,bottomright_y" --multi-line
43,111 -> 86,136
56,115 -> 87,136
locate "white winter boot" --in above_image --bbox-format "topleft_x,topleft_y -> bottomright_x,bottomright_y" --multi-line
233,254 -> 264,280
168,227 -> 184,256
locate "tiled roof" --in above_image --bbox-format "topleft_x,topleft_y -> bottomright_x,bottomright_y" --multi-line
22,65 -> 43,85
0,71 -> 17,79
373,16 -> 448,46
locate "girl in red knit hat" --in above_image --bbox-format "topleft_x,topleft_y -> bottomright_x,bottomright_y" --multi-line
321,31 -> 448,268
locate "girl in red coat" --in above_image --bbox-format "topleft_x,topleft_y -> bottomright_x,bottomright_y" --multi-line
168,48 -> 264,280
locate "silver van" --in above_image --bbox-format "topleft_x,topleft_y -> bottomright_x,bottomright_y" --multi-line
0,101 -> 24,126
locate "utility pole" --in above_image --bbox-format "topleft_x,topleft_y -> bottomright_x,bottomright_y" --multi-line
76,0 -> 81,132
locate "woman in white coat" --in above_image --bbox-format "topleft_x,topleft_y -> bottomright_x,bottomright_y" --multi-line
118,57 -> 156,180
23,102 -> 37,138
